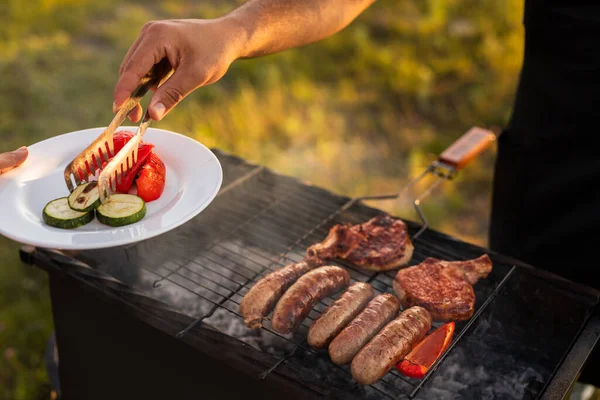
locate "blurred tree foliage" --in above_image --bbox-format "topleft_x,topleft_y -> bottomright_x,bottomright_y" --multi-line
0,0 -> 524,398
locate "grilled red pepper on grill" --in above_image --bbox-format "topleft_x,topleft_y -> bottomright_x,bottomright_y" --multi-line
396,321 -> 455,379
135,152 -> 166,202
111,131 -> 154,193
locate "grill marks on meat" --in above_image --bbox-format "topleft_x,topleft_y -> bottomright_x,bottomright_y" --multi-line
393,255 -> 493,321
308,282 -> 374,349
351,306 -> 432,385
307,215 -> 414,271
271,266 -> 350,334
328,293 -> 400,365
239,257 -> 324,329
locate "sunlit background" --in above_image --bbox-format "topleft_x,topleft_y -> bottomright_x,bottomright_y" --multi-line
0,0 -> 524,398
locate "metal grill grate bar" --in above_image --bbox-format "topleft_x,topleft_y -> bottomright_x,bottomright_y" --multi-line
172,193 -> 357,338
151,186 -> 306,287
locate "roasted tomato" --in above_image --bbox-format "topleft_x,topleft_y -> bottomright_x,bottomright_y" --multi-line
111,130 -> 154,193
135,152 -> 166,202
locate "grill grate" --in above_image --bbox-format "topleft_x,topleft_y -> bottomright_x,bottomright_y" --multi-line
93,163 -> 510,399
39,149 -> 599,400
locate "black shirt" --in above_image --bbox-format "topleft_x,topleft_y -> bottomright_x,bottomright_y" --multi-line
491,1 -> 600,285
509,1 -> 600,149
489,2 -> 600,385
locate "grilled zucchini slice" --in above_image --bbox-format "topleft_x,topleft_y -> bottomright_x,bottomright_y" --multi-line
68,181 -> 101,212
43,197 -> 94,229
96,194 -> 146,227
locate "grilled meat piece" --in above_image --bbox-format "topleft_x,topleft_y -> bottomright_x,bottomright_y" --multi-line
271,266 -> 350,334
307,214 -> 413,271
239,257 -> 324,329
393,255 -> 493,321
351,306 -> 432,385
307,282 -> 374,349
328,293 -> 400,365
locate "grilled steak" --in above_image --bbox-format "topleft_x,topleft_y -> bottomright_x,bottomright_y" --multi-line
393,255 -> 493,321
351,306 -> 432,385
307,214 -> 414,271
239,257 -> 324,329
328,293 -> 400,365
271,266 -> 350,334
307,282 -> 374,349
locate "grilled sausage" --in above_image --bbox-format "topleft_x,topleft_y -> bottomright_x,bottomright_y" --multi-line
307,282 -> 374,349
328,293 -> 400,365
350,306 -> 432,385
239,257 -> 323,329
271,266 -> 350,334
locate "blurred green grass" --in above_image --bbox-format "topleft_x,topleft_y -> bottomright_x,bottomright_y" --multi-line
0,237 -> 53,400
0,0 -> 524,398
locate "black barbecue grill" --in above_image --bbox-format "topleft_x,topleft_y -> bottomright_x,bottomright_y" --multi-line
21,148 -> 600,399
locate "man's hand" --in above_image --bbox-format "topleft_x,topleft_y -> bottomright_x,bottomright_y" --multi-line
113,18 -> 245,122
0,147 -> 28,174
114,0 -> 376,122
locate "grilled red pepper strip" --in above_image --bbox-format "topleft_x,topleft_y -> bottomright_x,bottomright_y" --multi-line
114,144 -> 154,193
110,130 -> 154,193
396,321 -> 455,379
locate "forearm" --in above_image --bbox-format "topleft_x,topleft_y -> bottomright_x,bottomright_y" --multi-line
223,0 -> 377,58
114,0 -> 376,120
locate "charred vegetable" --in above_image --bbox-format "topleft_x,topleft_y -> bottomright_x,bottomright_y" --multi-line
43,197 -> 94,229
67,181 -> 101,212
95,194 -> 146,227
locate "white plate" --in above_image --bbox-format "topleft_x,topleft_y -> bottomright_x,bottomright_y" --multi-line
0,127 -> 222,250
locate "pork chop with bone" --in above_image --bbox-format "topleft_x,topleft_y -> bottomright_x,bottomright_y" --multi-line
393,255 -> 492,321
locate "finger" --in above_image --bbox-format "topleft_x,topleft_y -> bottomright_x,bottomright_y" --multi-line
148,64 -> 203,121
119,36 -> 144,77
113,39 -> 162,110
112,100 -> 143,122
0,146 -> 28,174
128,104 -> 143,123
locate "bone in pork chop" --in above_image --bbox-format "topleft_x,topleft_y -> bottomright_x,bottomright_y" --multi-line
393,255 -> 492,321
307,214 -> 414,271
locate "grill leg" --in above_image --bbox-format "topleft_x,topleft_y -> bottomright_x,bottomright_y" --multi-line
44,331 -> 61,397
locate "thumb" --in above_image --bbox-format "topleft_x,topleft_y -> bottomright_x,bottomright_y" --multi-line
147,65 -> 202,121
0,146 -> 28,173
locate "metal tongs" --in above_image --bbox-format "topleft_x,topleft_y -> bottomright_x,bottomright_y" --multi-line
355,127 -> 497,239
63,58 -> 173,202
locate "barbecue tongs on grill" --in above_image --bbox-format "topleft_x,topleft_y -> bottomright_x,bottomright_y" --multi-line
63,58 -> 173,203
357,127 -> 497,239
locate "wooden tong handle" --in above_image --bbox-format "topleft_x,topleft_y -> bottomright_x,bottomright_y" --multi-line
438,127 -> 496,169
